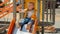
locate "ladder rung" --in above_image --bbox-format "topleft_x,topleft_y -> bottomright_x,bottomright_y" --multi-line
0,24 -> 9,26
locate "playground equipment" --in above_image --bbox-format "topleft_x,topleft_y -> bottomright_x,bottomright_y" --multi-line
0,0 -> 56,34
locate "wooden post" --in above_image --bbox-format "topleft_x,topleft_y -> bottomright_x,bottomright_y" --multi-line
13,0 -> 16,20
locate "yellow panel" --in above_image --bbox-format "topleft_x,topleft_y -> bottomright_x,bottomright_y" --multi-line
24,0 -> 37,9
40,0 -> 42,21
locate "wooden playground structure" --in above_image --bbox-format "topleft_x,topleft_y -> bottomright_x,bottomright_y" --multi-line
0,0 -> 56,34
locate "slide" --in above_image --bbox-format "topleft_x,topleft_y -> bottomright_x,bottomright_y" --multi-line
7,18 -> 38,34
7,18 -> 32,34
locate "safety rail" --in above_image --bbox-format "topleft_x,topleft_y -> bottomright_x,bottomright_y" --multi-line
0,3 -> 21,15
7,18 -> 16,34
0,3 -> 21,18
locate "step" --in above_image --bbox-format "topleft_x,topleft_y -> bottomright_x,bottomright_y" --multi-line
0,24 -> 9,26
0,21 -> 10,24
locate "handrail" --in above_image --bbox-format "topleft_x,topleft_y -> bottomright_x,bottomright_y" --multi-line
0,3 -> 20,18
0,12 -> 8,18
32,19 -> 38,34
0,3 -> 13,14
0,7 -> 19,17
7,18 -> 16,34
0,7 -> 13,18
0,6 -> 15,18
0,3 -> 20,15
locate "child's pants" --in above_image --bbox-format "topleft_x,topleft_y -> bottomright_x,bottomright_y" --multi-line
19,17 -> 34,31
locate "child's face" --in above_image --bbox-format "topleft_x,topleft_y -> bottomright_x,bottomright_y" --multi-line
28,4 -> 34,10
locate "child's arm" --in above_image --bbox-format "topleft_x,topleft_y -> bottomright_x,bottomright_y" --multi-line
15,13 -> 20,28
24,9 -> 27,18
